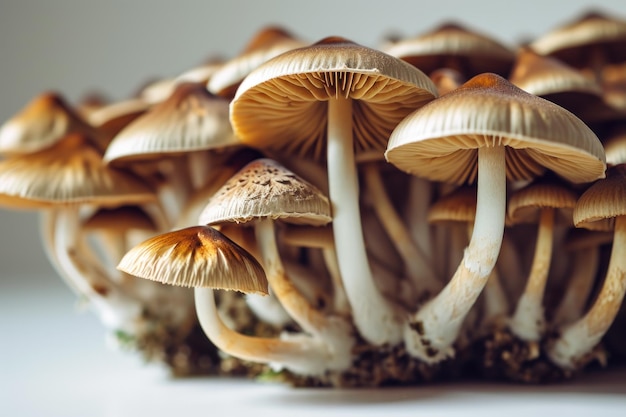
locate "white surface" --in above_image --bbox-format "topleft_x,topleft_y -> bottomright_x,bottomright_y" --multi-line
1,273 -> 625,417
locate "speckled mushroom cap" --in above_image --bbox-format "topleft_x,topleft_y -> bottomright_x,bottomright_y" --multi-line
199,158 -> 331,227
530,12 -> 626,68
104,83 -> 240,166
383,22 -> 515,78
230,36 -> 438,161
0,133 -> 156,210
0,92 -> 99,156
573,164 -> 626,232
507,179 -> 579,226
385,73 -> 606,186
208,26 -> 307,99
117,225 -> 268,294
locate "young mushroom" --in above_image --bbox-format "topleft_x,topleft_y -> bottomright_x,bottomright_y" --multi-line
118,225 -> 347,376
199,158 -> 354,370
548,164 -> 626,369
385,73 -> 606,363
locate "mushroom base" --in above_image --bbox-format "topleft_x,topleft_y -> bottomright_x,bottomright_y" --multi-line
469,327 -> 608,383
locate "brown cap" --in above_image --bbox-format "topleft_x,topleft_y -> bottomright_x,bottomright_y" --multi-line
0,133 -> 155,210
104,82 -> 239,166
573,164 -> 626,231
385,73 -> 606,185
507,178 -> 579,226
384,22 -> 515,77
208,26 -> 306,99
199,158 -> 331,227
117,225 -> 268,294
230,36 -> 437,160
0,92 -> 99,156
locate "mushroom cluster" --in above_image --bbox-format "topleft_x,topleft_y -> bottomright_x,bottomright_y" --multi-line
1,12 -> 626,386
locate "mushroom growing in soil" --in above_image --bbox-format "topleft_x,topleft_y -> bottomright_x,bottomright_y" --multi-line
385,73 -> 606,363
199,158 -> 354,371
548,164 -> 626,369
119,225 -> 347,376
229,36 -> 438,346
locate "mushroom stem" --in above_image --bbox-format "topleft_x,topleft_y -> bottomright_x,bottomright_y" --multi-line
404,145 -> 506,362
549,215 -> 626,369
327,96 -> 402,345
194,288 -> 337,376
509,207 -> 555,341
405,176 -> 433,261
54,206 -> 143,334
255,219 -> 354,366
552,246 -> 599,326
362,162 -> 440,296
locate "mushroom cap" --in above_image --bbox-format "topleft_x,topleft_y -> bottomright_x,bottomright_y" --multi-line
104,83 -> 240,166
117,225 -> 268,294
506,179 -> 579,226
0,92 -> 98,156
530,11 -> 626,68
230,36 -> 438,160
82,205 -> 158,233
573,164 -> 626,231
0,133 -> 156,210
509,47 -> 617,123
604,125 -> 626,166
86,97 -> 151,143
199,158 -> 331,227
208,26 -> 307,99
427,185 -> 476,225
383,22 -> 515,77
385,73 -> 606,185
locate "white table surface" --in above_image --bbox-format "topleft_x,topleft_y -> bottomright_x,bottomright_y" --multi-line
2,272 -> 625,417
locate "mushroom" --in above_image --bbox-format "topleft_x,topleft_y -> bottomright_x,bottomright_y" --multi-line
199,158 -> 354,369
506,176 -> 579,342
383,22 -> 516,78
385,73 -> 606,363
548,164 -> 626,369
229,36 -> 438,346
119,225 -> 346,376
0,91 -> 102,156
207,26 -> 306,99
0,133 -> 157,334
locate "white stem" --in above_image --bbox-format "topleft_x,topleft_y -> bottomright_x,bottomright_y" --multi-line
327,96 -> 402,345
552,247 -> 599,326
54,207 -> 143,334
404,145 -> 506,363
509,207 -> 554,341
194,288 -> 333,376
363,162 -> 440,296
549,216 -> 626,369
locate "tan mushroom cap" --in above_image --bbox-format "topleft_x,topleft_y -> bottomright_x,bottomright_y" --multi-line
208,26 -> 307,99
507,180 -> 579,226
199,158 -> 331,227
0,133 -> 156,210
117,225 -> 268,294
427,185 -> 476,225
509,47 -> 617,123
104,83 -> 240,166
385,73 -> 606,185
383,22 -> 515,77
82,205 -> 158,233
0,92 -> 98,156
231,36 -> 437,160
530,12 -> 626,67
574,164 -> 626,231
86,97 -> 151,143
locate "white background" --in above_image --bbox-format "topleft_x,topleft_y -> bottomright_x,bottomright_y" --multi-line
0,1 -> 625,415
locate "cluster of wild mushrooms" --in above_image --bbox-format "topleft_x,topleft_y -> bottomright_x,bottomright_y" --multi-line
1,12 -> 625,386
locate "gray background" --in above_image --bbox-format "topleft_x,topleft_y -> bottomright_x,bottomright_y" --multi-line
1,0 -> 624,278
